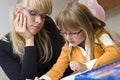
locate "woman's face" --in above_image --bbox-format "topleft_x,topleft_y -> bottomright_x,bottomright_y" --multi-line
60,28 -> 86,46
18,7 -> 47,35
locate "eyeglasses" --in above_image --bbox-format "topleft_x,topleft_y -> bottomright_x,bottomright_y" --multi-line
60,29 -> 83,37
24,8 -> 48,19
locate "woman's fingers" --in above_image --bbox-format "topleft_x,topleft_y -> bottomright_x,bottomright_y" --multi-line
18,14 -> 25,31
22,15 -> 27,31
14,13 -> 20,31
14,13 -> 26,32
19,14 -> 23,27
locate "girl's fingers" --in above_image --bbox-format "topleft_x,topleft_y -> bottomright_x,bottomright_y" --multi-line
69,61 -> 81,72
34,77 -> 39,80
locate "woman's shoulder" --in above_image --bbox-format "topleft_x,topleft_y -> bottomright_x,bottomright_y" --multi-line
0,33 -> 11,43
0,33 -> 20,63
44,16 -> 59,35
0,33 -> 11,49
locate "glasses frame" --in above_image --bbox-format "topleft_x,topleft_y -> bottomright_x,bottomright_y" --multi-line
23,8 -> 48,19
60,29 -> 83,37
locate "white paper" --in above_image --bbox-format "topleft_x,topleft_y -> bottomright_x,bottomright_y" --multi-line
61,72 -> 81,80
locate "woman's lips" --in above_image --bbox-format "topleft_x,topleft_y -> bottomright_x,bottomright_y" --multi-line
32,26 -> 40,30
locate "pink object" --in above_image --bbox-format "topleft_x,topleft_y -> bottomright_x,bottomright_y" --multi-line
78,0 -> 105,21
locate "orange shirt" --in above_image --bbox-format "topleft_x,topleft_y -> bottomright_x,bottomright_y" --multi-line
45,28 -> 120,80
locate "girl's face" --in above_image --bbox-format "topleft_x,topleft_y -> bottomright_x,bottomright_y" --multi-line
19,7 -> 47,35
60,28 -> 86,46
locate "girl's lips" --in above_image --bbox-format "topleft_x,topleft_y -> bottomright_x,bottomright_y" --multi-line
69,41 -> 75,44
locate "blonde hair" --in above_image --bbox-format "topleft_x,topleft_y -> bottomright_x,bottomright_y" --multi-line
56,1 -> 105,60
9,0 -> 52,63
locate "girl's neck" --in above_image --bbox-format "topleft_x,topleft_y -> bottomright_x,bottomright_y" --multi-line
78,40 -> 85,49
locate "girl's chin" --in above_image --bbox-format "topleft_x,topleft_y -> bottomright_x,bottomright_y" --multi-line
69,43 -> 77,46
72,44 -> 77,46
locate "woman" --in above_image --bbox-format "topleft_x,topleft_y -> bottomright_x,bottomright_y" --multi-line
35,1 -> 120,80
0,0 -> 72,80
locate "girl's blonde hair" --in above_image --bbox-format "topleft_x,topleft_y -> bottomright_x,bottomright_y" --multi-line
9,0 -> 52,63
56,1 -> 105,60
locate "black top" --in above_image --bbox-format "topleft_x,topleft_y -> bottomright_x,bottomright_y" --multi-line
0,16 -> 73,80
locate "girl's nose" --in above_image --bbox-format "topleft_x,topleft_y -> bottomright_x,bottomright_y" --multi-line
65,35 -> 72,40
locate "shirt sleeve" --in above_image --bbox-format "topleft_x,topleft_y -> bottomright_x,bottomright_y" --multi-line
93,33 -> 120,68
40,75 -> 51,80
42,44 -> 70,80
99,34 -> 115,46
84,59 -> 96,70
20,46 -> 38,80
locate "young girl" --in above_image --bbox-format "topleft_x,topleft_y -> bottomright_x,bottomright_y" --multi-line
35,1 -> 120,80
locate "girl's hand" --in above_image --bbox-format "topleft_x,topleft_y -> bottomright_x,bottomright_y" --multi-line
34,77 -> 45,80
69,61 -> 88,73
13,13 -> 34,46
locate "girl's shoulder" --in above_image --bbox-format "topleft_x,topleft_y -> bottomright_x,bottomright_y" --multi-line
95,28 -> 109,38
95,28 -> 115,46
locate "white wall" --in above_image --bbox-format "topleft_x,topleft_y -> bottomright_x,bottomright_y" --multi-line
0,0 -> 15,38
51,0 -> 73,19
105,6 -> 120,33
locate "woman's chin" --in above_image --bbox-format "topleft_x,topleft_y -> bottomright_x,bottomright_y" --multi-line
29,30 -> 39,35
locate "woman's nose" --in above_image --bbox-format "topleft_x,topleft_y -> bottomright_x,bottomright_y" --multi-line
35,16 -> 43,24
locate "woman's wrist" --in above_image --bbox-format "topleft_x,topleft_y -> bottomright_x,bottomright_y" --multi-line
25,38 -> 34,46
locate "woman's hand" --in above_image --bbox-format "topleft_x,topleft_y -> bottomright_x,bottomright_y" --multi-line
69,61 -> 88,73
13,13 -> 34,46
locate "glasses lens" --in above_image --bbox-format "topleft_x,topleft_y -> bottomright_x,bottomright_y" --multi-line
40,14 -> 47,19
60,30 -> 82,37
24,8 -> 47,19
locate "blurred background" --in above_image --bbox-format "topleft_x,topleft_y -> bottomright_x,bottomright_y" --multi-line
0,0 -> 120,38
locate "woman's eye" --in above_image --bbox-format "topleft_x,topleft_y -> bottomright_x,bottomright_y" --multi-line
71,33 -> 77,35
29,11 -> 37,16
